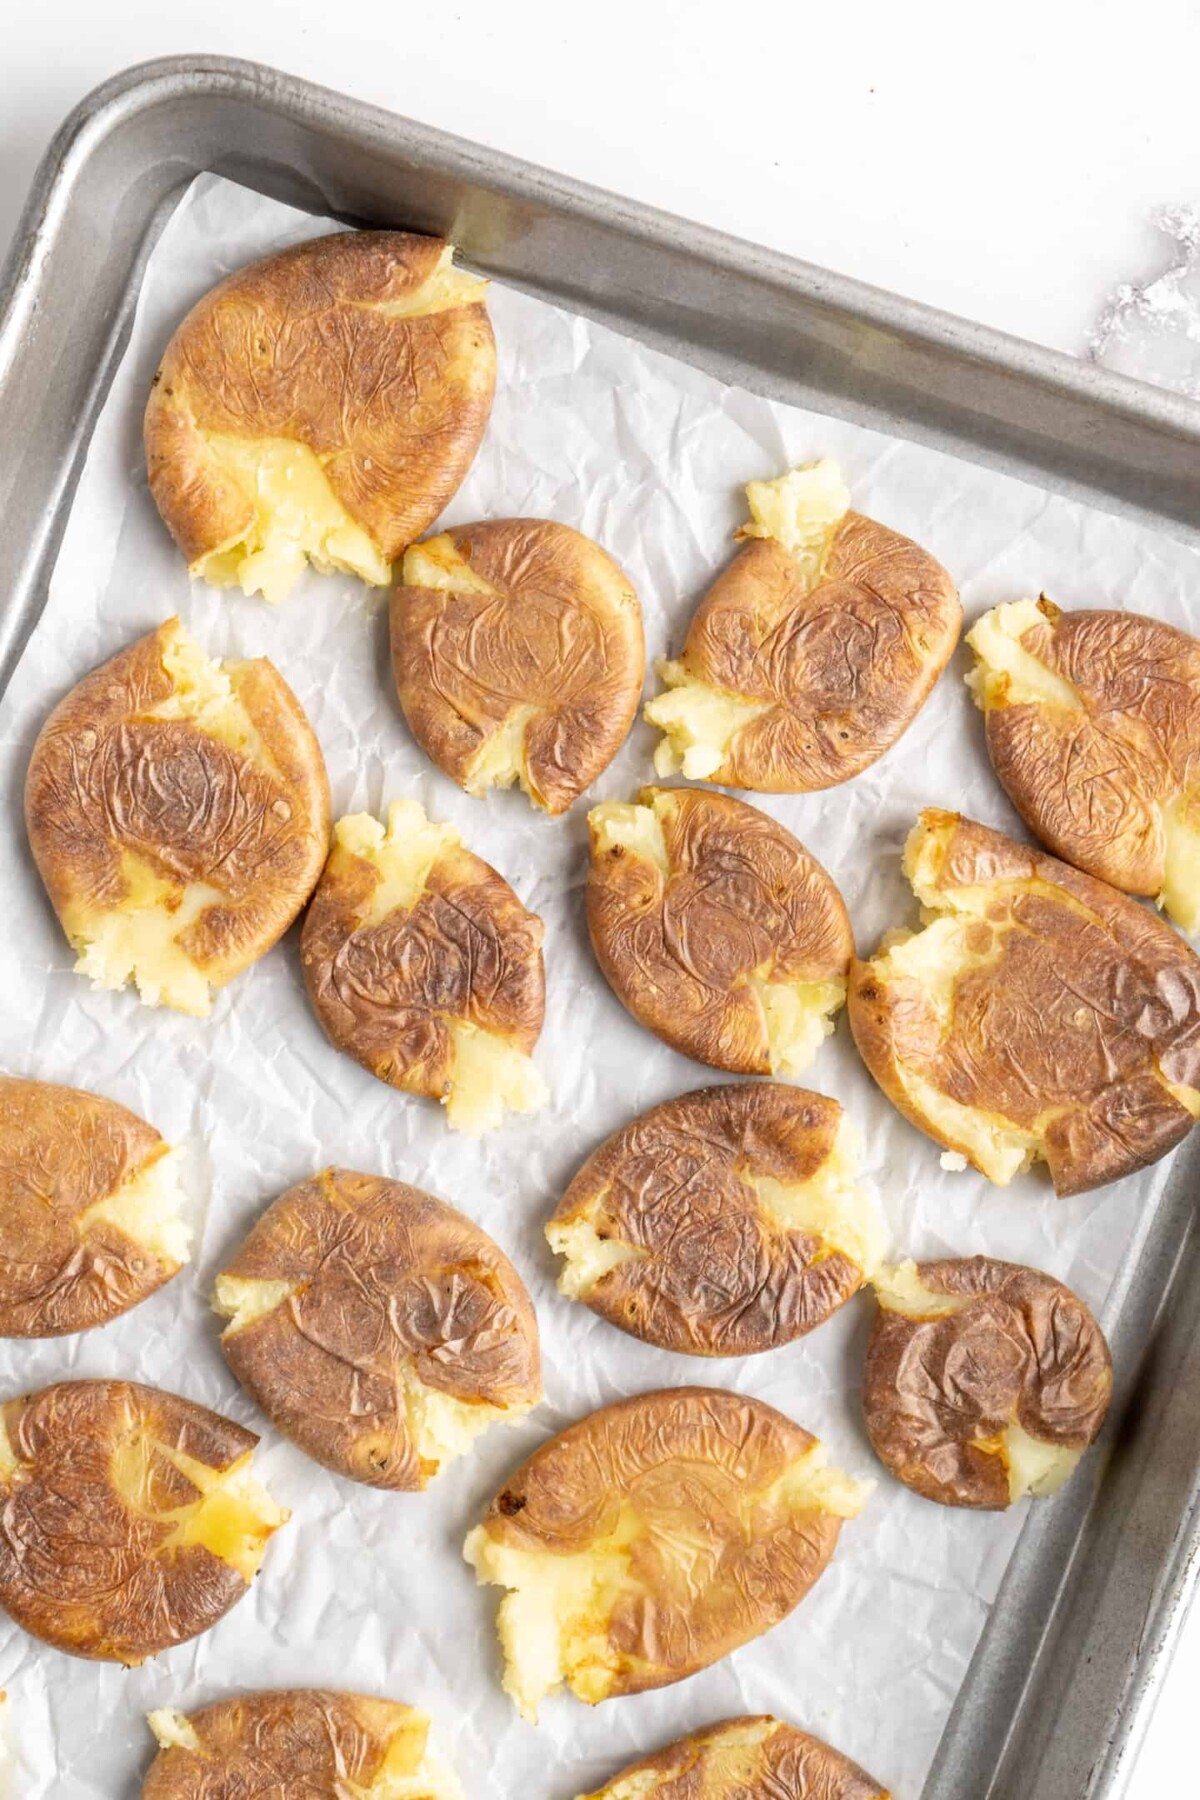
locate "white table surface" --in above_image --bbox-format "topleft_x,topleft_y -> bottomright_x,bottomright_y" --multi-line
2,4 -> 1198,1793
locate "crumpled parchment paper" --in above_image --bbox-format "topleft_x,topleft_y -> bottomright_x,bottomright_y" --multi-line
2,172 -> 1200,1800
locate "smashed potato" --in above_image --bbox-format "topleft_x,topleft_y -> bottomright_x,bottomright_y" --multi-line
968,597 -> 1200,933
548,1084 -> 886,1355
848,809 -> 1200,1194
0,1077 -> 189,1336
145,233 -> 495,604
864,1257 -> 1112,1509
0,1379 -> 285,1663
216,1169 -> 541,1488
24,617 -> 330,1016
300,799 -> 547,1133
577,1715 -> 889,1800
464,1386 -> 871,1719
587,787 -> 852,1074
645,460 -> 960,790
392,519 -> 645,814
143,1690 -> 464,1799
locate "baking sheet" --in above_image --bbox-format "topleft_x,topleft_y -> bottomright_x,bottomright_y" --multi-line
3,172 -> 1200,1800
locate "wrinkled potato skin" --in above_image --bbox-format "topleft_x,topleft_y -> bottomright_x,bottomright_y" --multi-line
848,812 -> 1200,1195
392,519 -> 645,814
677,516 -> 960,790
0,1078 -> 178,1336
24,620 -> 331,988
580,1714 -> 888,1800
145,232 -> 496,564
301,835 -> 544,1097
983,607 -> 1200,896
142,1688 -> 420,1798
551,1084 -> 862,1354
0,1380 -> 259,1663
863,1257 -> 1112,1510
220,1169 -> 541,1488
587,787 -> 852,1072
477,1387 -> 843,1698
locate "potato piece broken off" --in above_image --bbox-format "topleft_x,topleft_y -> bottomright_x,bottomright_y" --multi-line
0,1379 -> 285,1663
464,1387 -> 871,1719
548,1083 -> 886,1355
0,1077 -> 189,1336
215,1169 -> 541,1489
24,617 -> 330,1017
863,1256 -> 1112,1509
145,233 -> 495,604
392,519 -> 645,815
300,799 -> 547,1134
143,1690 -> 464,1799
848,809 -> 1200,1194
967,596 -> 1200,935
577,1714 -> 889,1800
587,787 -> 852,1076
644,459 -> 960,791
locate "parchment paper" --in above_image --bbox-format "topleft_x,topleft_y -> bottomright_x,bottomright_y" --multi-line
3,172 -> 1200,1800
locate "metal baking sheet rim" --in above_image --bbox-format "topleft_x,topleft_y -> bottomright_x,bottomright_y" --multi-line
3,53 -> 1200,1800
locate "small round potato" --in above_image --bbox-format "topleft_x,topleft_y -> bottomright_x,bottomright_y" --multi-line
25,617 -> 330,1017
215,1169 -> 541,1489
391,519 -> 645,815
848,809 -> 1200,1194
587,786 -> 853,1075
463,1386 -> 871,1719
967,597 -> 1200,934
0,1077 -> 190,1336
143,1690 -> 464,1799
644,459 -> 960,790
145,231 -> 495,605
576,1715 -> 889,1800
547,1084 -> 886,1355
863,1257 -> 1112,1510
300,798 -> 547,1134
0,1379 -> 286,1664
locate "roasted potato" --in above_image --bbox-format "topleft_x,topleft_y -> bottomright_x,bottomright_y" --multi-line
391,519 -> 645,815
587,786 -> 852,1075
967,597 -> 1200,933
847,809 -> 1200,1194
863,1257 -> 1112,1509
215,1168 -> 541,1488
644,459 -> 960,790
0,1379 -> 285,1663
143,1689 -> 463,1798
145,232 -> 495,604
25,617 -> 330,1017
577,1715 -> 889,1800
547,1084 -> 886,1355
463,1386 -> 871,1719
300,798 -> 546,1134
0,1077 -> 189,1336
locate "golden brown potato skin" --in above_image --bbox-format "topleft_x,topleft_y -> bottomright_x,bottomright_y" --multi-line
219,1169 -> 541,1488
579,1715 -> 888,1800
863,1257 -> 1112,1510
0,1380 -> 262,1663
848,811 -> 1200,1195
24,619 -> 330,991
0,1078 -> 178,1336
391,519 -> 645,814
551,1084 -> 862,1354
142,1689 -> 425,1798
672,515 -> 960,790
587,787 -> 852,1072
145,232 -> 495,565
476,1387 -> 844,1699
301,833 -> 544,1099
